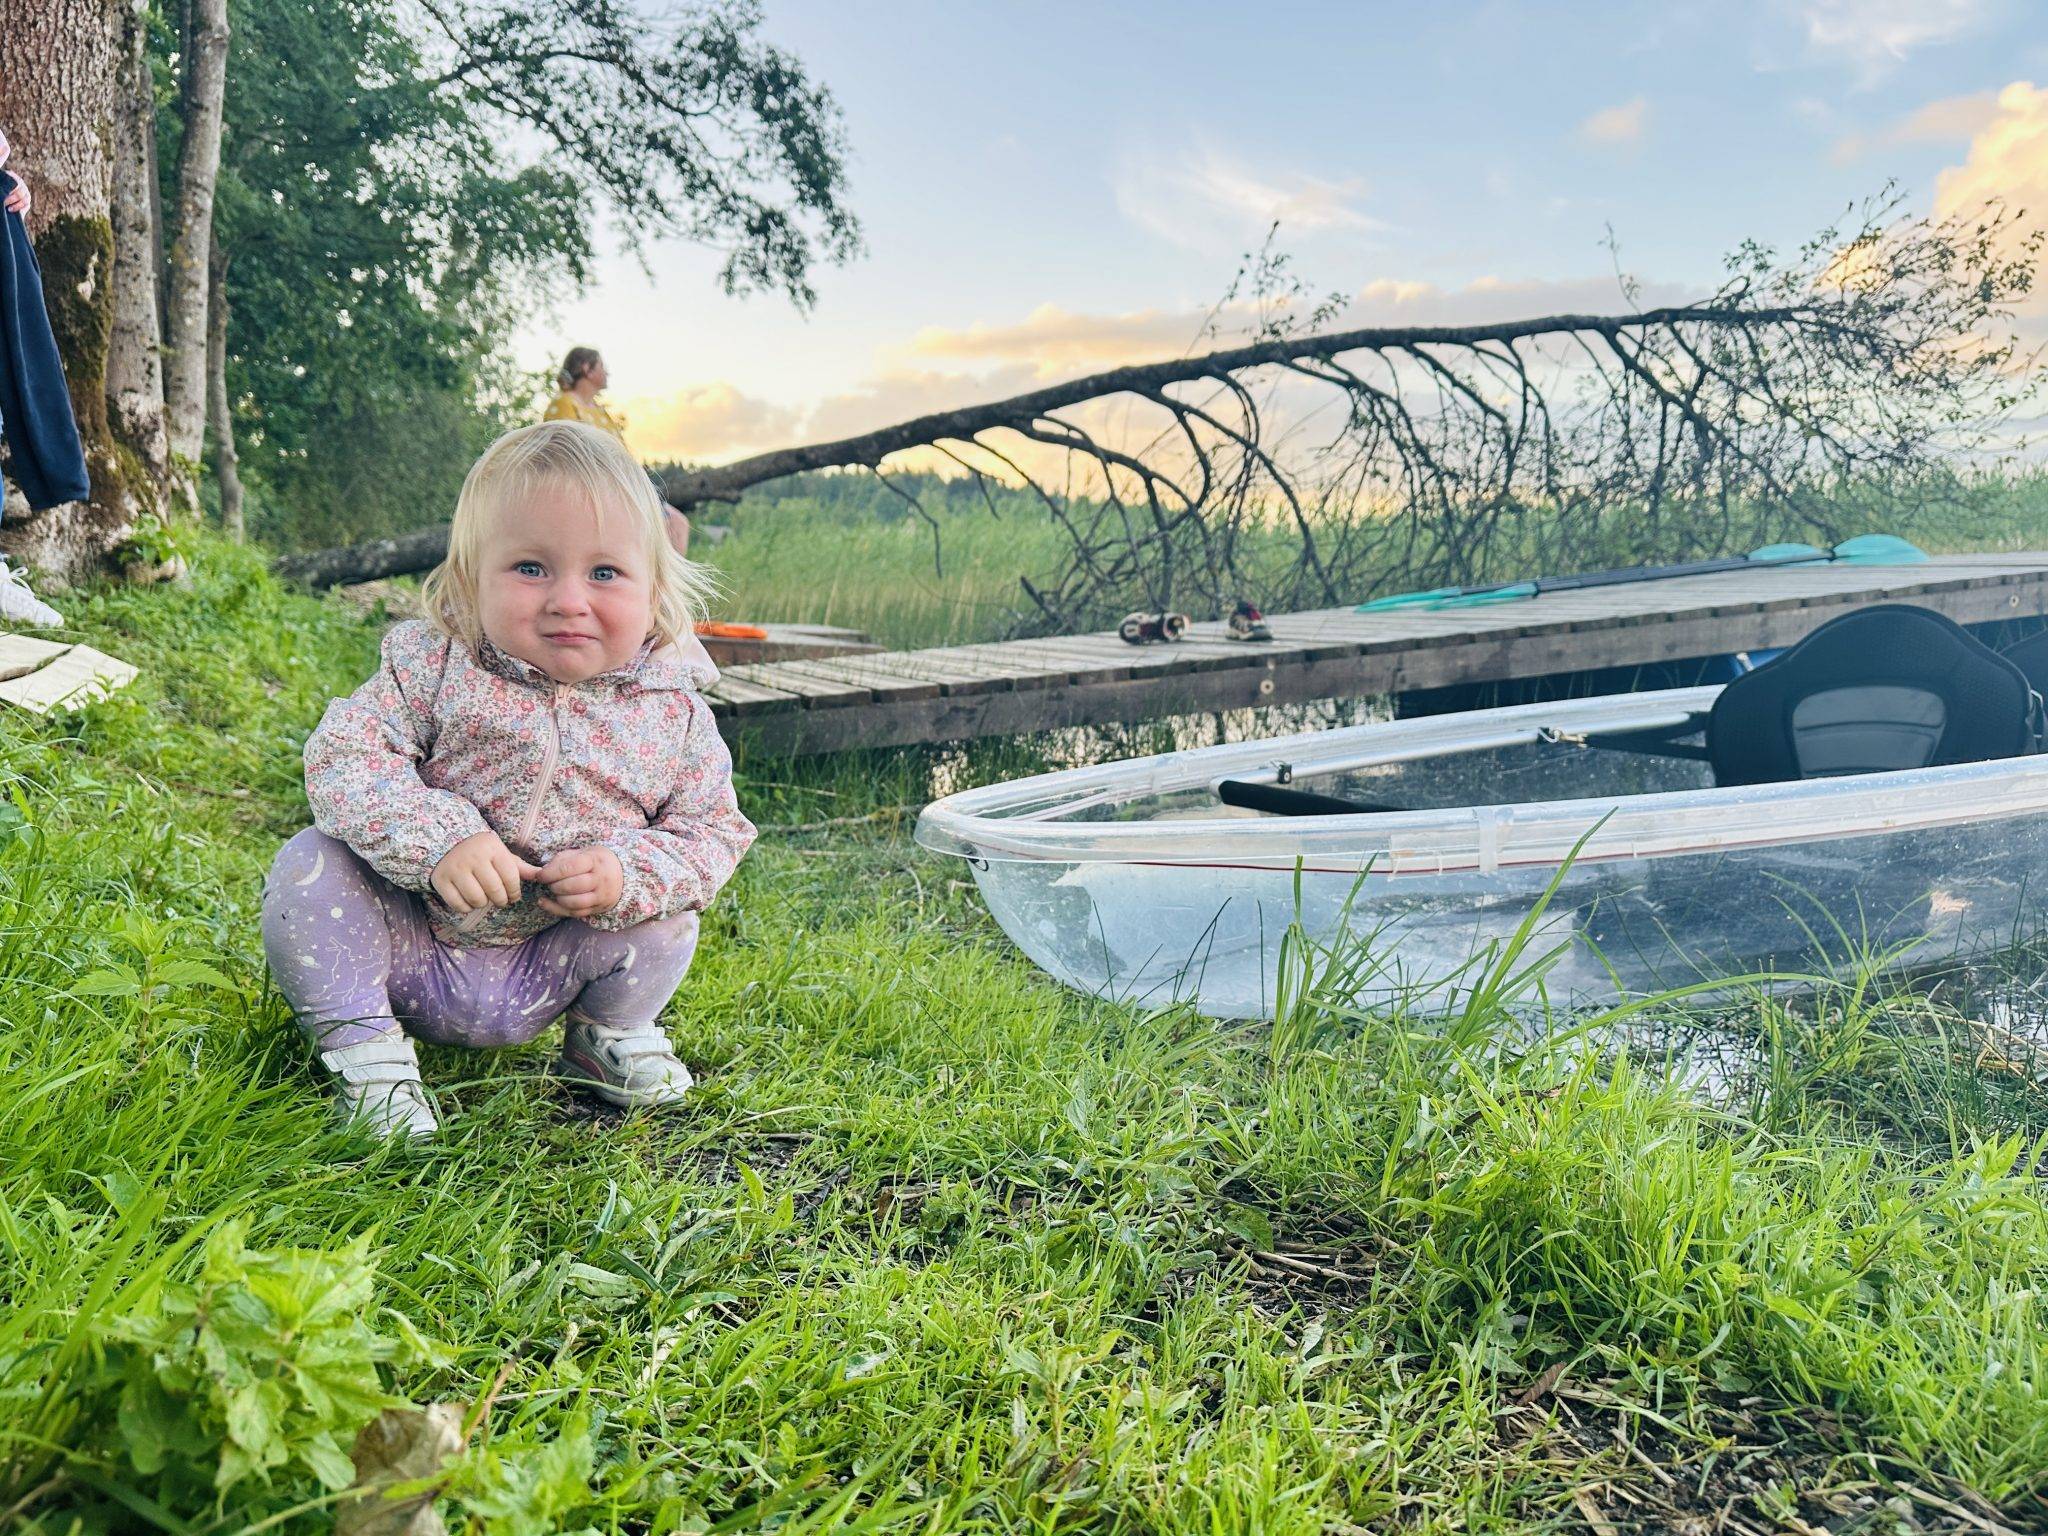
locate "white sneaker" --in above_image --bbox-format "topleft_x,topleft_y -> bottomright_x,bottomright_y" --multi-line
0,558 -> 62,628
320,1032 -> 439,1139
559,1013 -> 693,1108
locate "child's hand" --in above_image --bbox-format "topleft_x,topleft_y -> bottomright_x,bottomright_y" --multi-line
431,830 -> 545,914
534,846 -> 624,919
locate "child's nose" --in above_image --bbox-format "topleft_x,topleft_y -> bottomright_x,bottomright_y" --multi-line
545,580 -> 593,613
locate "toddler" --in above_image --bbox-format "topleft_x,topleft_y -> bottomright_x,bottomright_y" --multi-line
262,421 -> 756,1137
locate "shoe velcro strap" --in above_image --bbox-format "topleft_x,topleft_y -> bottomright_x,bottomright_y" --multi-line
607,1035 -> 680,1062
333,1073 -> 421,1097
321,1033 -> 422,1084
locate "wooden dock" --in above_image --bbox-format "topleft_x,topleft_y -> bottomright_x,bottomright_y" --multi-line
694,622 -> 880,668
702,552 -> 2048,755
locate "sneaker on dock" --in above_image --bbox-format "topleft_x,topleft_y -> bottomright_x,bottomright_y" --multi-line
0,558 -> 62,629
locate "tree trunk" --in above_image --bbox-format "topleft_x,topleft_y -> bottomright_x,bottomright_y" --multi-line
273,525 -> 455,587
162,0 -> 228,466
0,0 -> 156,585
206,234 -> 242,540
108,0 -> 171,487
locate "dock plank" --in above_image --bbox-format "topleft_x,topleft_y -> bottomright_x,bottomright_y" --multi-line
699,674 -> 806,712
711,554 -> 2048,754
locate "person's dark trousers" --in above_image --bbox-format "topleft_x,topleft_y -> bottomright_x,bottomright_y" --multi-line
0,171 -> 89,511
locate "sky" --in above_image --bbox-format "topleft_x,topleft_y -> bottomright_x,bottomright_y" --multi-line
517,0 -> 2048,466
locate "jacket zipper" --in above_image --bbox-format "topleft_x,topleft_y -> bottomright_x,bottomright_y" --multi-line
514,683 -> 568,853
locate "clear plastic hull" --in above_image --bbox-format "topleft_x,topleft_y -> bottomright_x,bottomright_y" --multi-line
915,689 -> 2048,1017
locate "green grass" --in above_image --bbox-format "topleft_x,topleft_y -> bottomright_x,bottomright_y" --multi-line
4,538 -> 2048,1532
696,493 -> 1069,650
693,467 -> 2048,650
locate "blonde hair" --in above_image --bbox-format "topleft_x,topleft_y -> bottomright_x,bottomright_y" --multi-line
421,421 -> 716,653
556,346 -> 601,392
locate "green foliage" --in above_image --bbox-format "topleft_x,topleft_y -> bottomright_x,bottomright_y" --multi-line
189,0 -> 579,550
168,0 -> 855,551
697,473 -> 1072,647
414,0 -> 860,305
441,1413 -> 597,1536
101,1223 -> 402,1502
115,514 -> 191,573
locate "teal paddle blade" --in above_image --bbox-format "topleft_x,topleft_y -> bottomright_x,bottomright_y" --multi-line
1832,533 -> 1927,564
1435,582 -> 1539,608
1355,586 -> 1466,612
1748,542 -> 1828,563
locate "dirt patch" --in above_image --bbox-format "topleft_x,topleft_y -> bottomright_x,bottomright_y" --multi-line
1499,1375 -> 2042,1535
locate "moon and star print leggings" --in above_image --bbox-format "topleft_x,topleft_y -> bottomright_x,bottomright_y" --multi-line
260,827 -> 698,1052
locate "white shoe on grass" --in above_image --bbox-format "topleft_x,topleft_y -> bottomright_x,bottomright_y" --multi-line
320,1031 -> 439,1139
0,557 -> 61,628
558,1013 -> 693,1108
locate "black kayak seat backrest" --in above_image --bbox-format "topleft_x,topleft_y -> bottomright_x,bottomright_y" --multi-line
2002,627 -> 2048,697
1707,604 -> 2038,788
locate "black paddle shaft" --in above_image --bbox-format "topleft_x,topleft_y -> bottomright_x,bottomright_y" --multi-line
1217,779 -> 1403,817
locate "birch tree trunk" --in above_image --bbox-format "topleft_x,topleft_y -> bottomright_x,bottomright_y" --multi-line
162,0 -> 228,466
206,235 -> 242,541
108,0 -> 170,487
0,0 -> 157,584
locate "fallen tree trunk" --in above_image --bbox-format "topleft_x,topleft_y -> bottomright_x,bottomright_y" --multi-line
273,523 -> 455,587
274,304 -> 1803,586
273,202 -> 2039,605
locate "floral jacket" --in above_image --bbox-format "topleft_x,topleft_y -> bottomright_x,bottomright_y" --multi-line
303,620 -> 756,947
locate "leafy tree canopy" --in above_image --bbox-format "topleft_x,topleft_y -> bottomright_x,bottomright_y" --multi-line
155,0 -> 856,547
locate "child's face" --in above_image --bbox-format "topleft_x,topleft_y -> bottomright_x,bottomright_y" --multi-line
475,483 -> 655,684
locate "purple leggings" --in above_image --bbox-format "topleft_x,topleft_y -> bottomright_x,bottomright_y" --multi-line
262,829 -> 698,1051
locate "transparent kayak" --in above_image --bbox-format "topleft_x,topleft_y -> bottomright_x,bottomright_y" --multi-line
914,688 -> 2048,1017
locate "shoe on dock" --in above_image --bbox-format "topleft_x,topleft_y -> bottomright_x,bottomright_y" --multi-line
1119,611 -> 1189,645
1228,600 -> 1273,642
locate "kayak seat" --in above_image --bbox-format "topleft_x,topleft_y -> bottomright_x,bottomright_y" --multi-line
1708,604 -> 2040,788
2002,627 -> 2048,696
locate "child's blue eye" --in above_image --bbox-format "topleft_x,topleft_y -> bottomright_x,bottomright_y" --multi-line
515,561 -> 544,578
591,566 -> 618,582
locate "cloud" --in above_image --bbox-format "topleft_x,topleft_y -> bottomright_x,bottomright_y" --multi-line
613,382 -> 803,464
1831,86 -> 2004,162
1930,77 -> 2048,325
1341,272 -> 1698,327
1578,98 -> 1649,147
1114,143 -> 1385,253
904,275 -> 1697,376
800,364 -> 1048,447
1796,0 -> 1991,76
1931,79 -> 2048,224
905,304 -> 1205,375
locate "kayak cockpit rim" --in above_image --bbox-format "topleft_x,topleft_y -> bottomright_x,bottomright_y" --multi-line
912,684 -> 2048,875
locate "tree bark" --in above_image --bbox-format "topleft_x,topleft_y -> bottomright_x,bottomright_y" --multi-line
0,0 -> 157,584
162,0 -> 228,466
108,0 -> 171,487
273,525 -> 455,587
206,233 -> 242,540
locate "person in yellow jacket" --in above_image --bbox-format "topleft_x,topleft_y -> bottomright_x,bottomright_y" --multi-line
545,347 -> 690,557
